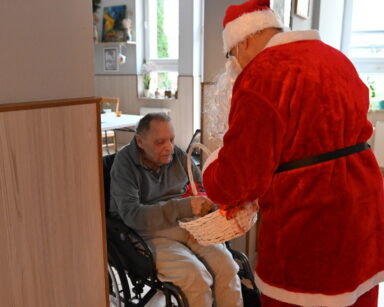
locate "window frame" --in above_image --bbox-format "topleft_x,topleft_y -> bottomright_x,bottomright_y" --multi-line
143,0 -> 179,73
341,0 -> 384,73
341,0 -> 384,110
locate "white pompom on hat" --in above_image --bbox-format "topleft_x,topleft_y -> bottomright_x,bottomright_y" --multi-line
222,0 -> 284,52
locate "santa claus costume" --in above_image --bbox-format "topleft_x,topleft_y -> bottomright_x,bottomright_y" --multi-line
202,0 -> 384,306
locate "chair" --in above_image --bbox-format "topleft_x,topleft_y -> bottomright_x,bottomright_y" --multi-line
100,97 -> 120,154
186,129 -> 202,168
101,96 -> 120,114
103,154 -> 188,306
103,154 -> 260,307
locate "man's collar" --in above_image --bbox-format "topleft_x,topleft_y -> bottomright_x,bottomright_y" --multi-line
129,138 -> 142,166
264,30 -> 321,50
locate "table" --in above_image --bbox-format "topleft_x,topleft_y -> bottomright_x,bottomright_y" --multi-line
101,113 -> 143,131
101,113 -> 143,153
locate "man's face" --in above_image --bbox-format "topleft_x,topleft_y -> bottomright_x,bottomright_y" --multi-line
136,120 -> 175,167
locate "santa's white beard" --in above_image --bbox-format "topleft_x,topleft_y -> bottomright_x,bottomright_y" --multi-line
205,57 -> 242,145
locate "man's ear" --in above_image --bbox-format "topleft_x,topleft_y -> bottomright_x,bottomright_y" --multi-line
135,135 -> 143,149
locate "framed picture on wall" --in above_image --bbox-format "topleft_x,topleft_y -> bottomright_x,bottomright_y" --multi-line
103,47 -> 119,72
271,0 -> 292,28
102,5 -> 127,42
295,0 -> 310,19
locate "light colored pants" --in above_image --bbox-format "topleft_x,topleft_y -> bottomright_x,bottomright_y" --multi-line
147,231 -> 243,307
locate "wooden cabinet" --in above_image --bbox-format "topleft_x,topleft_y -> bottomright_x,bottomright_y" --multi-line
0,99 -> 108,307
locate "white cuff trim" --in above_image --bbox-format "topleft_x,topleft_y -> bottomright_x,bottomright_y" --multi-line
202,147 -> 221,174
255,270 -> 384,307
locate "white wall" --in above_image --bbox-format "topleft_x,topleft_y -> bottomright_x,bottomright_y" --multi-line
179,0 -> 195,75
291,0 -> 317,31
203,0 -> 243,82
318,0 -> 345,50
93,0 -> 138,75
0,0 -> 94,104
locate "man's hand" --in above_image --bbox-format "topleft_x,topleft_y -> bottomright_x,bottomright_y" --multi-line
190,196 -> 213,216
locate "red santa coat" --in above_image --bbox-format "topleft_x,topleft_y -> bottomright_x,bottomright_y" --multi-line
203,31 -> 384,307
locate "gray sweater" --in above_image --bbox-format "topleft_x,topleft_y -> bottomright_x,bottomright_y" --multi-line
109,139 -> 202,239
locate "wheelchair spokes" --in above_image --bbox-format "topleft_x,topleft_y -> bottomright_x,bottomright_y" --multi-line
108,264 -> 124,306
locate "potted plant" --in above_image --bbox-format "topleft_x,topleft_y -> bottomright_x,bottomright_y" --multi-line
143,74 -> 151,97
142,61 -> 156,97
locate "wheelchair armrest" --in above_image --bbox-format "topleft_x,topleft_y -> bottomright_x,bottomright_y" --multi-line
106,216 -> 157,279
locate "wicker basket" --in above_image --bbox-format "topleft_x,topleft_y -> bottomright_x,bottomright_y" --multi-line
178,143 -> 258,246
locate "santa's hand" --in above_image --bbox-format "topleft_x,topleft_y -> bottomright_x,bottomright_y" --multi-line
220,200 -> 259,220
250,200 -> 259,211
190,196 -> 213,216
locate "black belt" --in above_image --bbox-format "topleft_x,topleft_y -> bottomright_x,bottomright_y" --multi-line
275,142 -> 370,173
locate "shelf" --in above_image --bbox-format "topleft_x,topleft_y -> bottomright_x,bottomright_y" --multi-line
139,96 -> 177,101
95,41 -> 136,45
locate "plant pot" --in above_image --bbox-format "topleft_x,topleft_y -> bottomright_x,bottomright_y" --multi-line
379,100 -> 384,110
143,89 -> 150,98
164,90 -> 172,98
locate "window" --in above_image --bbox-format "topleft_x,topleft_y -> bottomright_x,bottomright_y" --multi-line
143,0 -> 179,97
358,73 -> 384,110
343,0 -> 384,110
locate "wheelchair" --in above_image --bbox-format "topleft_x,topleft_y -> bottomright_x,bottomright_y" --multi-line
103,153 -> 260,306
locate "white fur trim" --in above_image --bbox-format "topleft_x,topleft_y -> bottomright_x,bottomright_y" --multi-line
264,30 -> 321,49
223,9 -> 284,52
202,147 -> 221,174
255,270 -> 384,307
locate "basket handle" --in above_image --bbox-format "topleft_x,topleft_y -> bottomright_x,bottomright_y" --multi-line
187,143 -> 212,196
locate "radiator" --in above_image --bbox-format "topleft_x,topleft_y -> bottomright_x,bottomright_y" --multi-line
139,107 -> 171,116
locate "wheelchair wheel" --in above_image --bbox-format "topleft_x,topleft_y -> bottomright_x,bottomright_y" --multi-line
108,264 -> 123,307
163,282 -> 189,307
108,242 -> 132,306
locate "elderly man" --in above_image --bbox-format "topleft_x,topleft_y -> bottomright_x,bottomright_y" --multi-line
109,112 -> 243,307
202,0 -> 384,307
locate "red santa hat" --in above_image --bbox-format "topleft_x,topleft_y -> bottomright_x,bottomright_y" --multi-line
222,0 -> 284,52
